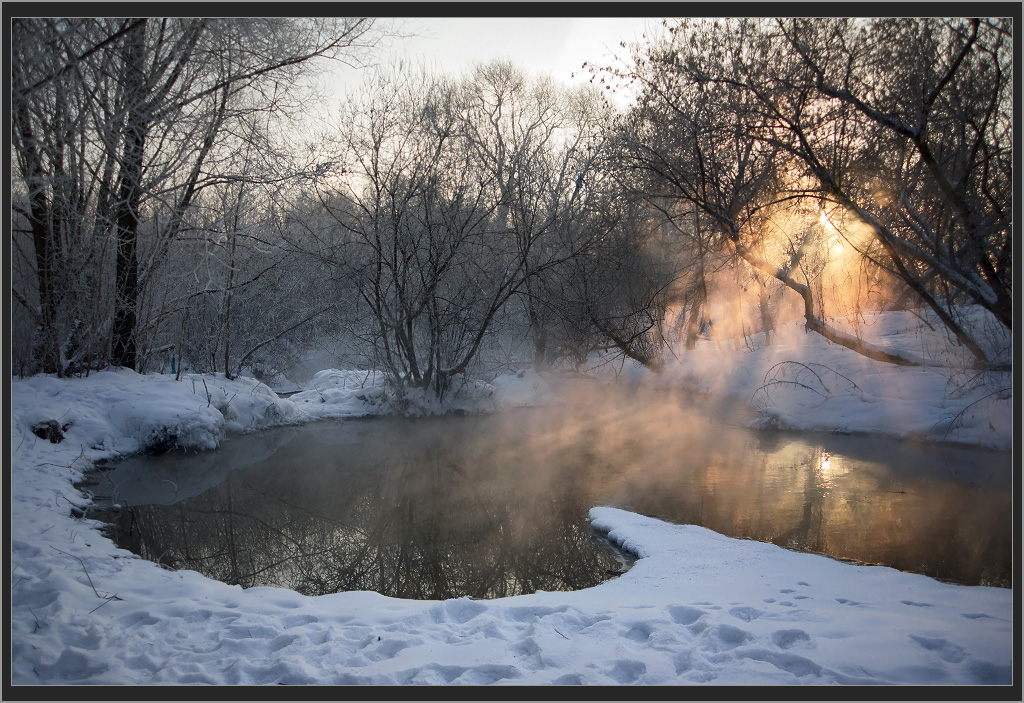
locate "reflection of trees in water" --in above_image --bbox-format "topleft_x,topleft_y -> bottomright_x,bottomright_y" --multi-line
599,439 -> 1011,588
104,447 -> 621,599
100,407 -> 1012,592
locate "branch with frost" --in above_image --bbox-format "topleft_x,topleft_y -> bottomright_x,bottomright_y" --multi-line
938,386 -> 1011,442
753,361 -> 865,409
228,304 -> 336,380
727,236 -> 931,367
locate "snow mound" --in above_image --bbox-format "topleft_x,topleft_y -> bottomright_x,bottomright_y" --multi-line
8,485 -> 1013,685
614,312 -> 1012,450
8,309 -> 1015,687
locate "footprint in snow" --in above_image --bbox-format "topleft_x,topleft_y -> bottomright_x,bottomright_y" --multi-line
182,609 -> 213,623
268,633 -> 299,653
399,664 -> 466,685
120,611 -> 160,628
608,659 -> 646,684
908,634 -> 966,664
728,606 -> 763,622
706,623 -> 751,651
282,613 -> 318,628
771,628 -> 812,650
739,648 -> 823,678
625,622 -> 654,642
363,637 -> 414,661
455,664 -> 521,685
667,605 -> 704,626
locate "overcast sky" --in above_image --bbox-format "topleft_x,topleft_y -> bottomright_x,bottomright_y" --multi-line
327,17 -> 661,109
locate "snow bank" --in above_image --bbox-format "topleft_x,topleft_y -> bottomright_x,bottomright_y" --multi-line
11,369 -> 308,460
8,310 -> 1016,687
645,311 -> 1012,450
9,471 -> 1014,686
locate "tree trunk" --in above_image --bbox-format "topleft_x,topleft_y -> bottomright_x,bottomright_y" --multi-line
13,100 -> 61,374
685,209 -> 708,351
756,273 -> 775,346
111,20 -> 147,370
685,280 -> 705,350
729,235 -> 931,367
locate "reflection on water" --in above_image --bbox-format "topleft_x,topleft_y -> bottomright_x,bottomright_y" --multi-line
89,388 -> 1013,598
89,417 -> 632,599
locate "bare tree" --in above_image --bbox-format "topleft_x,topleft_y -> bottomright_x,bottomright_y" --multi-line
11,19 -> 132,375
457,61 -> 615,371
306,63 -> 639,401
613,17 -> 1011,369
311,68 -> 502,401
11,17 -> 385,375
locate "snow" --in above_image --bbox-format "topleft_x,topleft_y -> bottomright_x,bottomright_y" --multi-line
8,310 -> 1015,687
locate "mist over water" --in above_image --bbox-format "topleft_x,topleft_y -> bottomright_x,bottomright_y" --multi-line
90,384 -> 1012,598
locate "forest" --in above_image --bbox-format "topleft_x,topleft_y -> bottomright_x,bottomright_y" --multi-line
8,16 -> 1016,688
11,17 -> 1013,402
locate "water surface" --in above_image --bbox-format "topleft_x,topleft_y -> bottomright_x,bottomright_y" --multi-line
87,391 -> 1013,598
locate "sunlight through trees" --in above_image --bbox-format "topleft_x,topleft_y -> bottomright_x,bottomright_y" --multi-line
11,15 -> 1012,396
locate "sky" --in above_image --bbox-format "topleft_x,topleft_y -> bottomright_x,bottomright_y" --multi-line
328,16 -> 662,108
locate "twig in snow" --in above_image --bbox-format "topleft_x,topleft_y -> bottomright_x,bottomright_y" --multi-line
28,607 -> 43,633
805,362 -> 863,392
89,595 -> 121,614
752,379 -> 827,410
51,546 -> 124,610
939,387 -> 1011,441
154,550 -> 178,570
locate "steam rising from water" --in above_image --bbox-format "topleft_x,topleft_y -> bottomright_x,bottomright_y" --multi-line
94,383 -> 1012,596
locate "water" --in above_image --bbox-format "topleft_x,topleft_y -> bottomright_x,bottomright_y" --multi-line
85,392 -> 1013,599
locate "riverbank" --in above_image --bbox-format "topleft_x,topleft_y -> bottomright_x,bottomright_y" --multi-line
8,310 -> 1016,689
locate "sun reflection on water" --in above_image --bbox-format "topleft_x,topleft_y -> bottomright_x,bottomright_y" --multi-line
816,451 -> 834,489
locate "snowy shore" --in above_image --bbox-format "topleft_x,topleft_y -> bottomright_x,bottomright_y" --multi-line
8,312 -> 1015,688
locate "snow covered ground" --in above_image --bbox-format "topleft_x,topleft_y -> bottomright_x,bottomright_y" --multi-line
8,311 -> 1016,688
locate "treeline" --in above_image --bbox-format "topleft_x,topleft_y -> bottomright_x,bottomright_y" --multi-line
11,18 -> 383,378
11,17 -> 1012,395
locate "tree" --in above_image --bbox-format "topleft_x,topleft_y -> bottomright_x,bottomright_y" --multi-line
11,17 -> 384,375
11,19 -> 139,375
781,18 -> 1012,335
307,62 -> 639,401
613,42 -> 805,356
457,61 -> 616,371
309,68 -> 498,401
614,17 -> 1012,369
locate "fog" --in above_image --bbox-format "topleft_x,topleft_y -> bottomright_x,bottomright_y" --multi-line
92,382 -> 1012,596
